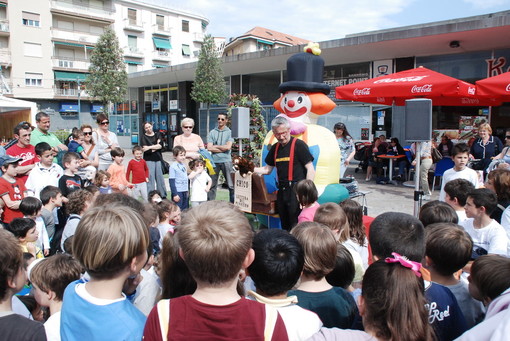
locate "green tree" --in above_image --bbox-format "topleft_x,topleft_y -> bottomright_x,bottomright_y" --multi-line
190,34 -> 227,129
87,26 -> 127,113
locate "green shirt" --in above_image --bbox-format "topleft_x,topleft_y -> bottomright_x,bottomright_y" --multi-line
30,128 -> 62,148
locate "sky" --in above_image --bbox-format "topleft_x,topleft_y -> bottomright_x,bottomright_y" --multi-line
148,0 -> 510,42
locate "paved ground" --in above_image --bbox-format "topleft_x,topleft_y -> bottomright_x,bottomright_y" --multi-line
125,149 -> 436,218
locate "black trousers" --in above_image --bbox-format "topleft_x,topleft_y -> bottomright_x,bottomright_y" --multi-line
277,183 -> 301,231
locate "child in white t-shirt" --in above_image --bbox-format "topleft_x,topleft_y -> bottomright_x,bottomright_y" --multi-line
444,178 -> 476,225
439,143 -> 478,202
188,159 -> 211,207
460,188 -> 508,257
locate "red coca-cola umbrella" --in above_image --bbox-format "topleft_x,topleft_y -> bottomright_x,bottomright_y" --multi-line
476,71 -> 510,101
335,66 -> 500,106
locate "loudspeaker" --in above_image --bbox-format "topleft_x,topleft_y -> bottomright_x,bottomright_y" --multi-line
230,107 -> 250,138
404,99 -> 432,142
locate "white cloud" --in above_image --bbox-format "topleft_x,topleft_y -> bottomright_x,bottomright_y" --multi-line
463,0 -> 507,10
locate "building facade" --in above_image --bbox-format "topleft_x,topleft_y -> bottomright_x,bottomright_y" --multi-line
0,0 -> 208,146
128,10 -> 510,148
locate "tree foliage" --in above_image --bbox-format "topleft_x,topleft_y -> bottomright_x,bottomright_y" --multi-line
190,34 -> 226,105
87,26 -> 127,111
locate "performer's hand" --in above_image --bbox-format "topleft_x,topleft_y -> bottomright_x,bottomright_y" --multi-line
173,195 -> 180,202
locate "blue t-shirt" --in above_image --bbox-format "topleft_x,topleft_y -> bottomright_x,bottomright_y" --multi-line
169,161 -> 188,192
60,280 -> 146,341
207,127 -> 234,163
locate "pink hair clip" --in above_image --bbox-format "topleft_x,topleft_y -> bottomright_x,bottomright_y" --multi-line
385,252 -> 422,277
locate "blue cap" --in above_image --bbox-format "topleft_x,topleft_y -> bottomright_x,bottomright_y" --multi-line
0,155 -> 22,167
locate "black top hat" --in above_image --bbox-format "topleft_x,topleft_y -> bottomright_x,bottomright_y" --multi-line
279,52 -> 331,95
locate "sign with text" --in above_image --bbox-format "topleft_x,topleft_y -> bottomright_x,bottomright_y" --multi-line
234,172 -> 252,212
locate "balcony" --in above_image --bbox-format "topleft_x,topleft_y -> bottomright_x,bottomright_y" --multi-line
54,88 -> 91,98
152,50 -> 171,61
152,24 -> 171,36
50,0 -> 115,22
0,48 -> 10,65
51,27 -> 100,45
123,18 -> 144,32
124,46 -> 144,58
0,19 -> 8,36
193,32 -> 204,42
52,57 -> 90,71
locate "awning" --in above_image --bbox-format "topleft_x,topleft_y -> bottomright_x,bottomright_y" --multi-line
90,103 -> 103,113
54,71 -> 88,81
257,39 -> 274,45
125,60 -> 142,65
153,37 -> 171,49
0,3 -> 7,8
152,64 -> 169,68
54,41 -> 84,48
59,102 -> 79,112
182,45 -> 191,56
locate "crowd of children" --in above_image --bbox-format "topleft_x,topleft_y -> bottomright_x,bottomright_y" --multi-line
2,128 -> 510,341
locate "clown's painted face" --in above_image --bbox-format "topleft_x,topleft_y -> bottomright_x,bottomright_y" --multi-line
281,91 -> 312,118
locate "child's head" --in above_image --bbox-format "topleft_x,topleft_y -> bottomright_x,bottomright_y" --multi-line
17,295 -> 45,322
142,203 -> 159,228
425,223 -> 472,276
148,190 -> 162,203
62,152 -> 80,172
160,230 -> 196,299
290,222 -> 337,280
369,212 -> 425,262
94,170 -> 111,187
71,127 -> 84,142
172,145 -> 186,158
110,147 -> 125,162
326,243 -> 355,289
30,254 -> 82,304
19,196 -> 43,219
419,200 -> 458,227
469,255 -> 510,305
444,178 -> 475,208
189,159 -> 205,171
177,201 -> 253,286
361,259 -> 432,341
84,185 -> 100,202
66,189 -> 93,215
295,179 -> 318,207
248,229 -> 304,297
339,199 -> 366,247
157,199 -> 180,224
486,169 -> 510,201
451,143 -> 470,170
0,155 -> 21,175
132,145 -> 143,160
465,188 -> 498,218
72,204 -> 149,280
313,202 -> 349,242
8,218 -> 38,242
451,142 -> 470,158
40,186 -> 63,207
0,228 -> 25,301
34,142 -> 52,157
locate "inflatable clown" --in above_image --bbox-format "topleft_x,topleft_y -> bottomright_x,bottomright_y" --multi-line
258,44 -> 347,228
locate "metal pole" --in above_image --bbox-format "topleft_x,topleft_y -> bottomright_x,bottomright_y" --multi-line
77,78 -> 81,128
413,142 -> 423,217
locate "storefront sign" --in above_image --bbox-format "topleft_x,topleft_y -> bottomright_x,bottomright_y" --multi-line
234,172 -> 252,212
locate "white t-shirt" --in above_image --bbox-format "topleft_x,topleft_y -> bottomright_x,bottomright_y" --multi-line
460,218 -> 508,256
44,311 -> 61,341
439,167 -> 478,202
456,210 -> 468,225
190,171 -> 211,202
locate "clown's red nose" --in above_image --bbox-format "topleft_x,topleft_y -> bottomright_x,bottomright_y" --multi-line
288,100 -> 295,107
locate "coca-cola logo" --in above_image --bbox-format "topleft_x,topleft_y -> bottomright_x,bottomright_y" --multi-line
353,88 -> 371,95
411,84 -> 433,93
374,75 -> 428,84
468,87 -> 475,95
506,83 -> 510,92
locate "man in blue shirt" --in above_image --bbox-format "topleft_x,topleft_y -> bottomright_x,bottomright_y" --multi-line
207,113 -> 234,202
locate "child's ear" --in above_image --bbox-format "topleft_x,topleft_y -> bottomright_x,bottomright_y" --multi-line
358,296 -> 366,316
241,248 -> 255,269
47,290 -> 57,302
424,255 -> 433,267
178,248 -> 185,261
36,155 -> 42,161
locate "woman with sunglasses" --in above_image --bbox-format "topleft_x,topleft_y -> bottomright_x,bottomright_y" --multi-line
173,118 -> 205,169
76,124 -> 99,183
489,129 -> 510,170
92,113 -> 119,171
141,121 -> 167,199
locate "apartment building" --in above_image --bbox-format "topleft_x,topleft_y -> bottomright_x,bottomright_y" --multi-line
0,0 -> 207,144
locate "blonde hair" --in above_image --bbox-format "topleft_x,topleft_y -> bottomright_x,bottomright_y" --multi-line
478,123 -> 492,134
72,205 -> 149,279
177,201 -> 253,286
291,222 -> 337,280
314,203 -> 350,242
181,117 -> 195,128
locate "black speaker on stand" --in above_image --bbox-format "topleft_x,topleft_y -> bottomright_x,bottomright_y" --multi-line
231,107 -> 250,156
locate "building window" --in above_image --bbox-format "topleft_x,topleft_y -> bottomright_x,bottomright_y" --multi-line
25,72 -> 42,87
182,44 -> 191,56
127,64 -> 138,73
182,20 -> 189,32
156,15 -> 164,30
23,42 -> 42,57
128,8 -> 137,25
128,35 -> 137,51
22,12 -> 40,27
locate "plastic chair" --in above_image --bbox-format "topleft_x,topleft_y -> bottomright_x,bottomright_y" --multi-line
431,158 -> 455,191
404,147 -> 414,181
